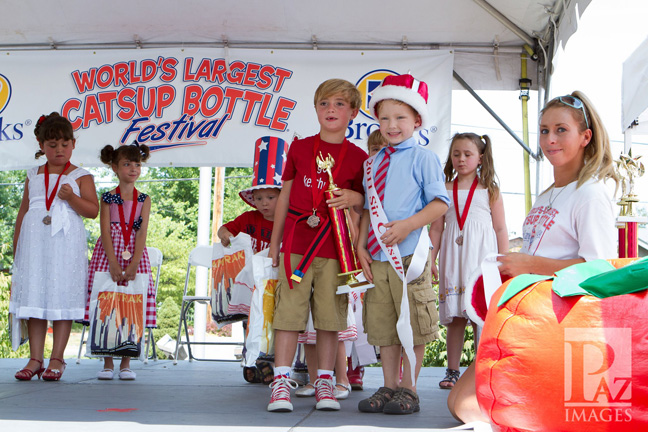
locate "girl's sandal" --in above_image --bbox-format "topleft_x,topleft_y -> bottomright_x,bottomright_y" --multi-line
383,387 -> 420,414
358,386 -> 395,413
42,358 -> 66,381
439,368 -> 460,389
15,358 -> 45,381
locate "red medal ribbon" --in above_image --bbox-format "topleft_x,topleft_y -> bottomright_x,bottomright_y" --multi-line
309,134 -> 348,217
116,186 -> 138,251
44,161 -> 71,211
453,176 -> 479,232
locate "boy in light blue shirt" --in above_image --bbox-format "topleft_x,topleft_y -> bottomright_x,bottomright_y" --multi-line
357,74 -> 449,415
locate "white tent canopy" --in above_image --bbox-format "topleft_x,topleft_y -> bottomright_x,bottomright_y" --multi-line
1,0 -> 590,91
622,36 -> 648,138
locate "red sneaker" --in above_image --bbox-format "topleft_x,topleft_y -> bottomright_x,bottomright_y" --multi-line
314,374 -> 340,411
267,375 -> 297,412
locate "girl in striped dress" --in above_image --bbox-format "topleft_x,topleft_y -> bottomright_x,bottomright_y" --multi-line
84,142 -> 155,381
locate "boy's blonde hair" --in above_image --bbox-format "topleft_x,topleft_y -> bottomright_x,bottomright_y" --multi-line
367,129 -> 387,152
444,133 -> 500,205
313,79 -> 362,110
541,90 -> 619,190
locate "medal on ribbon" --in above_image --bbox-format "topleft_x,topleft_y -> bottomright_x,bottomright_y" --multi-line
453,176 -> 479,246
116,186 -> 138,261
43,161 -> 71,225
306,135 -> 347,229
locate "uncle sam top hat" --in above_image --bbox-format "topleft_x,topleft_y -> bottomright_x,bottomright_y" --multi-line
239,136 -> 288,208
368,73 -> 429,131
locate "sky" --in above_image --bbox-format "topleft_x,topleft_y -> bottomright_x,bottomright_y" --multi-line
450,0 -> 648,238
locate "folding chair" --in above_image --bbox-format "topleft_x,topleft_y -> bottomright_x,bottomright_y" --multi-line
76,246 -> 162,364
173,244 -> 243,364
144,246 -> 163,364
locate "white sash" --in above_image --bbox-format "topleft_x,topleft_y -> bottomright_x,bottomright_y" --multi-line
364,155 -> 430,383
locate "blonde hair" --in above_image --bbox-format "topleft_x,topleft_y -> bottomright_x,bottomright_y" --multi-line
367,129 -> 387,152
444,133 -> 500,205
313,79 -> 362,110
541,91 -> 618,190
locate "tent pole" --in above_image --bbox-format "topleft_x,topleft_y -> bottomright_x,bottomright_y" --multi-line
194,166 -> 213,358
453,70 -> 538,160
520,54 -> 532,214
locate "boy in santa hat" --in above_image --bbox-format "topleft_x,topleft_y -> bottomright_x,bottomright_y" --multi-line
356,74 -> 449,414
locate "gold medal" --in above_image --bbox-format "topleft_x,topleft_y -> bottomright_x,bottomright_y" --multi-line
455,235 -> 463,246
43,215 -> 52,225
307,214 -> 320,228
122,250 -> 132,260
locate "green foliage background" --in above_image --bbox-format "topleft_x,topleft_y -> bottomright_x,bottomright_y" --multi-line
1,165 -> 475,367
0,166 -> 253,357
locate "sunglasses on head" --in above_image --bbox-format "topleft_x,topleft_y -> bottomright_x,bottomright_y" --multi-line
556,95 -> 590,129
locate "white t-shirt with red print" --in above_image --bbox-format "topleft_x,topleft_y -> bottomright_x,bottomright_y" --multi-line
521,178 -> 616,262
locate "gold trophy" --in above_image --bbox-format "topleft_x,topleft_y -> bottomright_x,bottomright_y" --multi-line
615,153 -> 646,258
316,152 -> 373,294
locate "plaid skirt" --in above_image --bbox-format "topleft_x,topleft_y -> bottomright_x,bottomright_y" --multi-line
84,223 -> 156,327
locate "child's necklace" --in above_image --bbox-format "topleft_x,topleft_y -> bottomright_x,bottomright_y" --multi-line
453,176 -> 479,246
42,161 -> 70,225
116,186 -> 138,260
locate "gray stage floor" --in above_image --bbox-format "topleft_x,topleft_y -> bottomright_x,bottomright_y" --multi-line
0,358 -> 480,432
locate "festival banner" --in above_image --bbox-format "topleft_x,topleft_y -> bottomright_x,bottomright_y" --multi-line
0,48 -> 453,169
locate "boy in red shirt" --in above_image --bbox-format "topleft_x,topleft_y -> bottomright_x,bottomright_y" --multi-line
267,79 -> 367,412
218,136 -> 287,254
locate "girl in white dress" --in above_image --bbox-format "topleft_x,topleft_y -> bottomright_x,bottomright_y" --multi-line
11,112 -> 99,381
429,133 -> 508,389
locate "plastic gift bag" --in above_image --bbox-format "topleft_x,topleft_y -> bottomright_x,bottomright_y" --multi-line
228,238 -> 258,316
244,254 -> 277,366
86,272 -> 148,361
9,312 -> 29,351
211,233 -> 252,327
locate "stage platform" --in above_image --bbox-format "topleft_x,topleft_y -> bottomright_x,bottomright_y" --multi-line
0,358 -> 486,431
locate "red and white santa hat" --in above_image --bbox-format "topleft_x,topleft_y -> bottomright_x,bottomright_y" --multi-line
239,136 -> 289,208
368,74 -> 430,131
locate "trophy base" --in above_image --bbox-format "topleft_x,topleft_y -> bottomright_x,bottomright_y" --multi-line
336,272 -> 374,294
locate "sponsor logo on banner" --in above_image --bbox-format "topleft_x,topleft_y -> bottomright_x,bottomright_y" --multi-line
564,328 -> 632,423
348,69 -> 435,147
0,73 -> 25,142
60,57 -> 297,152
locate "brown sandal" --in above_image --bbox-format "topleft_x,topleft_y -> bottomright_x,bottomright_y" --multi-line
358,386 -> 395,413
383,387 -> 420,414
439,368 -> 460,389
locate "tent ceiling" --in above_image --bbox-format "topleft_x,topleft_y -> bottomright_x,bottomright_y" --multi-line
1,0 -> 589,92
2,0 -> 564,50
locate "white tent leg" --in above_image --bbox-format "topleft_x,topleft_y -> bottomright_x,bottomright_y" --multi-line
193,167 -> 213,358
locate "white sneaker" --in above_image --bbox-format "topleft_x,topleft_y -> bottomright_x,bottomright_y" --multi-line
314,375 -> 340,411
267,375 -> 298,412
296,383 -> 316,397
334,383 -> 351,400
